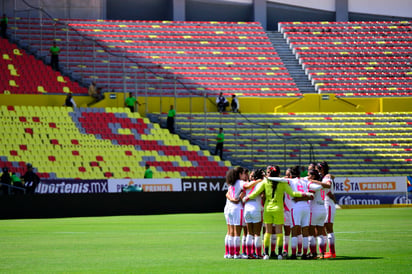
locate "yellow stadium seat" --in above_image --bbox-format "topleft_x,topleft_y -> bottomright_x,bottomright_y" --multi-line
13,48 -> 23,56
57,76 -> 66,83
9,80 -> 18,87
37,86 -> 47,93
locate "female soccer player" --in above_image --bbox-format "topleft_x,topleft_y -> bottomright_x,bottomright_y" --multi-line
307,169 -> 328,259
243,168 -> 265,259
243,166 -> 312,260
224,169 -> 235,259
316,161 -> 337,259
226,166 -> 247,259
282,167 -> 293,257
268,166 -> 314,260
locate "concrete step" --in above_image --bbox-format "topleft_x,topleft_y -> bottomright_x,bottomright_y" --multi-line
267,31 -> 315,93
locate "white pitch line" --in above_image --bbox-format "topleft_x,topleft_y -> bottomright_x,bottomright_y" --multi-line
336,230 -> 411,234
339,239 -> 412,243
54,232 -> 87,234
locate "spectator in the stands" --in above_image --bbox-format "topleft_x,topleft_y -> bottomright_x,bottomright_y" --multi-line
88,81 -> 104,105
0,13 -> 8,38
11,172 -> 24,194
215,127 -> 225,160
63,93 -> 76,108
49,41 -> 61,71
231,94 -> 240,113
144,163 -> 153,179
125,92 -> 141,113
22,163 -> 40,194
167,105 -> 176,134
216,92 -> 229,112
0,167 -> 11,195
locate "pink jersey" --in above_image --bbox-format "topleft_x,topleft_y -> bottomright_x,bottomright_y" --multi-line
243,180 -> 263,211
287,178 -> 310,207
308,181 -> 324,207
323,175 -> 335,206
228,179 -> 245,210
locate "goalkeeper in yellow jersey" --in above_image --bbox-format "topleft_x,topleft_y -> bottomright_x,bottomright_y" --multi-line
243,166 -> 313,260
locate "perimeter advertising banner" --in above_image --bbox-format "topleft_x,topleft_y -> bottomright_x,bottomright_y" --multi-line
181,178 -> 227,192
333,176 -> 407,194
35,180 -> 109,194
335,194 -> 411,206
108,178 -> 182,192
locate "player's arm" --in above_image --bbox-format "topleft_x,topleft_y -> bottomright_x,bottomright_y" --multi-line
327,191 -> 337,204
243,181 -> 265,202
295,182 -> 318,201
226,189 -> 241,203
284,183 -> 313,200
310,179 -> 331,189
242,178 -> 263,190
267,177 -> 289,183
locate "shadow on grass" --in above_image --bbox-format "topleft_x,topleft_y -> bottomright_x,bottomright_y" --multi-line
330,256 -> 383,261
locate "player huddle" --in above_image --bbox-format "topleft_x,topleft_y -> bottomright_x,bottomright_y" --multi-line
223,161 -> 337,260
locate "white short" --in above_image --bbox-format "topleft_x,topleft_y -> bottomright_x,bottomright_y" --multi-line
284,210 -> 291,227
244,206 -> 262,224
310,205 -> 326,226
325,203 -> 336,224
228,206 -> 244,226
291,204 -> 310,228
224,206 -> 230,225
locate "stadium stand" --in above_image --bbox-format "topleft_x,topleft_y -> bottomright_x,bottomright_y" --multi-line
7,17 -> 300,97
0,37 -> 87,94
278,20 -> 412,96
0,105 -> 230,179
150,112 -> 412,177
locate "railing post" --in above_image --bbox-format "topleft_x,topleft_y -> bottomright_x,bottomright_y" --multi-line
28,10 -> 31,47
251,128 -> 255,170
174,76 -> 177,113
283,139 -> 287,171
189,92 -> 192,137
93,40 -> 96,78
122,57 -> 126,94
235,114 -> 238,157
159,81 -> 163,117
266,125 -> 269,165
107,52 -> 111,91
144,71 -> 148,114
66,25 -> 69,70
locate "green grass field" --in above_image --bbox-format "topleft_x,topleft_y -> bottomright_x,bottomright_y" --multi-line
0,208 -> 411,273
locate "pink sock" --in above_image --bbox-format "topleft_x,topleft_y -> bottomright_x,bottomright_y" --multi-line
291,237 -> 297,255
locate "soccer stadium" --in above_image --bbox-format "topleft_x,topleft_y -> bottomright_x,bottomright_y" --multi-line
0,0 -> 411,272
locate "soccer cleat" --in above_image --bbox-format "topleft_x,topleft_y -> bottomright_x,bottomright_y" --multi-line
317,253 -> 325,260
282,251 -> 288,258
233,254 -> 241,259
269,252 -> 278,260
253,254 -> 263,259
240,254 -> 249,259
324,252 -> 336,259
263,254 -> 270,260
225,254 -> 233,259
278,254 -> 283,260
297,252 -> 303,257
301,254 -> 309,260
289,254 -> 297,260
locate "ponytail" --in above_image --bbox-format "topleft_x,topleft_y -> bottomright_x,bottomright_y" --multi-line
268,166 -> 281,198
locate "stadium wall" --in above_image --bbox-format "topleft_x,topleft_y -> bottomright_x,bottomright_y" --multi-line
2,0 -> 411,31
0,192 -> 226,219
2,93 -> 412,114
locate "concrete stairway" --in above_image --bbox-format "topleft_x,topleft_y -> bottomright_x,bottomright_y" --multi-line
267,31 -> 316,94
